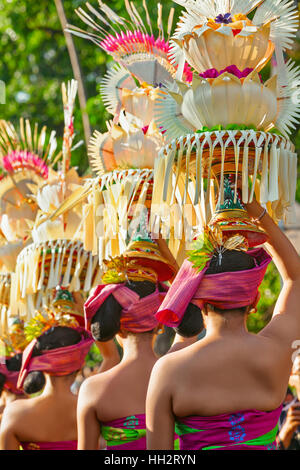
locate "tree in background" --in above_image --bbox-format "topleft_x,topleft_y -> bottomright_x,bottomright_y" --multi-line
0,0 -> 180,173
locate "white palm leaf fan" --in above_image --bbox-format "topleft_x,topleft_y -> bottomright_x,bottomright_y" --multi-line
276,59 -> 300,137
173,1 -> 225,17
252,0 -> 299,52
100,63 -> 137,116
154,81 -> 193,141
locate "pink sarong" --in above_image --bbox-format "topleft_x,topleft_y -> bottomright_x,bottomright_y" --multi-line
101,414 -> 147,450
175,405 -> 282,450
84,284 -> 168,332
156,248 -> 272,327
20,440 -> 77,450
17,328 -> 94,390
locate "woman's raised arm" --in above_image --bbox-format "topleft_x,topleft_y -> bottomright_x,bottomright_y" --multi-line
245,200 -> 300,345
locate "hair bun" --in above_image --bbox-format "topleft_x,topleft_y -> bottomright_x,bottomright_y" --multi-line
23,371 -> 46,395
206,249 -> 255,275
174,303 -> 204,338
0,372 -> 6,395
90,280 -> 157,342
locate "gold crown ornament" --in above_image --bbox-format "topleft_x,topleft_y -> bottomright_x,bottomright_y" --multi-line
24,309 -> 80,343
102,256 -> 158,285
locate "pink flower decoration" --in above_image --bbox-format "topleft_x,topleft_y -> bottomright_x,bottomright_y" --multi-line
200,65 -> 255,80
3,151 -> 49,179
100,30 -> 193,84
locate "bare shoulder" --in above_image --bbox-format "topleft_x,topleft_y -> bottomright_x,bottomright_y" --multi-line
78,371 -> 110,404
1,398 -> 30,428
150,349 -> 185,386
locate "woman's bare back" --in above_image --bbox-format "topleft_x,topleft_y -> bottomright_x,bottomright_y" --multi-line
168,332 -> 291,418
2,392 -> 78,443
84,356 -> 157,423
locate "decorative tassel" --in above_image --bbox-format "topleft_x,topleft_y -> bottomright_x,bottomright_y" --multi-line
242,141 -> 249,204
268,137 -> 280,202
62,242 -> 77,287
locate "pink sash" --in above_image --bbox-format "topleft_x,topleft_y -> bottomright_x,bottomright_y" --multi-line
84,283 -> 168,332
156,248 -> 272,327
17,328 -> 94,390
20,440 -> 77,450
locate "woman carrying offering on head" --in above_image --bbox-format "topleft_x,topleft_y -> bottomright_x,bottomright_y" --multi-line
0,311 -> 94,451
76,232 -> 200,450
146,199 -> 300,450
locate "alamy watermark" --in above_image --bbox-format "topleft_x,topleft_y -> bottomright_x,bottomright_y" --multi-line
94,201 -> 202,243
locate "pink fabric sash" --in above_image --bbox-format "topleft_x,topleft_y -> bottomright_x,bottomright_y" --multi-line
17,328 -> 94,390
0,361 -> 23,395
20,440 -> 77,450
175,405 -> 282,450
156,248 -> 272,327
84,283 -> 168,333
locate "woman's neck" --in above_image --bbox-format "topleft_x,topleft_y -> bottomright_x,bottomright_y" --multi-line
121,335 -> 156,362
42,374 -> 76,397
204,310 -> 249,338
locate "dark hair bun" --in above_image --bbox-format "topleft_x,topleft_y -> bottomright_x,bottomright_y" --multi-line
174,303 -> 204,338
23,371 -> 46,395
91,280 -> 157,342
205,249 -> 255,275
23,326 -> 81,394
91,294 -> 122,342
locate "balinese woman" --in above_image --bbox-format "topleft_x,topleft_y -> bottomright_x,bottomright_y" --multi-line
76,236 -> 202,450
146,200 -> 300,450
0,312 -> 93,451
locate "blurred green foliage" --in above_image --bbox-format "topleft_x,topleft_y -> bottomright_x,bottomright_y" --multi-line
0,0 -> 179,174
0,1 -> 299,337
85,342 -> 103,369
247,262 -> 282,333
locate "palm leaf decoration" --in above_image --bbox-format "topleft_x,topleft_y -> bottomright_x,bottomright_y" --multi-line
187,228 -> 248,272
187,227 -> 217,272
25,311 -> 79,343
102,256 -> 127,285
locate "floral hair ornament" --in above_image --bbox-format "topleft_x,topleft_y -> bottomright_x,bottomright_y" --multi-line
24,309 -> 80,344
101,255 -> 159,286
0,317 -> 30,357
187,225 -> 249,273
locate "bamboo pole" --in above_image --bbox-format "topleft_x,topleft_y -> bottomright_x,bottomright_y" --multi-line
54,0 -> 91,151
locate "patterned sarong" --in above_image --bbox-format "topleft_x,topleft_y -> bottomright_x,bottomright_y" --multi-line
174,406 -> 282,450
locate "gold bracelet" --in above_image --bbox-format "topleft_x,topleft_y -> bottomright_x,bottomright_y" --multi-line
253,208 -> 267,224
